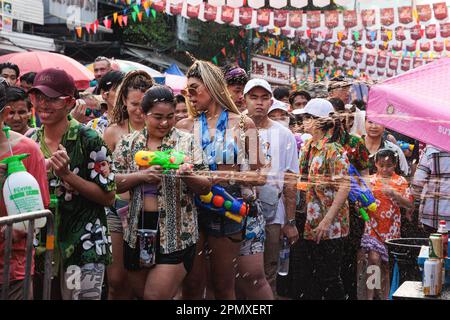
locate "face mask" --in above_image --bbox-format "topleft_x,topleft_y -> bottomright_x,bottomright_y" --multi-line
277,118 -> 290,128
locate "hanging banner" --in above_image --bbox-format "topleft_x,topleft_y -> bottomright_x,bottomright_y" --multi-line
381,8 -> 395,26
380,28 -> 392,42
417,4 -> 432,22
257,9 -> 271,26
410,25 -> 422,40
324,29 -> 334,40
309,39 -> 320,51
406,41 -> 417,52
170,2 -> 183,15
413,59 -> 424,68
221,6 -> 235,23
377,68 -> 385,76
343,10 -> 357,29
204,4 -> 217,21
343,47 -> 353,61
239,7 -> 253,25
288,11 -> 303,28
395,26 -> 406,41
187,4 -> 200,18
321,41 -> 331,55
273,10 -> 288,28
324,10 -> 339,29
386,70 -> 394,78
332,44 -> 342,58
377,55 -> 387,68
398,6 -> 413,25
368,68 -> 375,75
389,57 -> 399,70
420,41 -> 431,52
307,10 -> 321,29
353,51 -> 363,64
12,0 -> 44,25
49,0 -> 97,24
433,2 -> 448,20
250,55 -> 292,85
393,41 -> 403,51
153,0 -> 166,12
270,0 -> 288,9
425,24 -> 437,39
401,58 -> 411,71
433,40 -> 444,52
361,9 -> 376,28
295,30 -> 304,38
366,54 -> 376,66
441,22 -> 450,37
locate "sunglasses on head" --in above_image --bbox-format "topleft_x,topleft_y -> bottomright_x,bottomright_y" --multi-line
85,108 -> 102,117
302,114 -> 319,120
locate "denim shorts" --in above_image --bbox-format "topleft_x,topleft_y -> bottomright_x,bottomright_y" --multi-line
106,199 -> 128,233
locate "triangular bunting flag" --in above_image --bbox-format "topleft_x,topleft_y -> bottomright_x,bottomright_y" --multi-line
123,15 -> 128,26
239,30 -> 245,38
137,0 -> 142,4
132,11 -> 137,22
118,15 -> 123,27
94,20 -> 99,33
230,39 -> 235,46
138,12 -> 143,21
221,48 -> 226,56
212,56 -> 218,65
133,5 -> 140,13
113,12 -> 118,24
103,17 -> 111,29
76,26 -> 83,38
151,8 -> 156,19
85,23 -> 91,34
145,7 -> 150,17
143,1 -> 150,9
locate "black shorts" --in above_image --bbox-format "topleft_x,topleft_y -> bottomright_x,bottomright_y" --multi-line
123,211 -> 196,272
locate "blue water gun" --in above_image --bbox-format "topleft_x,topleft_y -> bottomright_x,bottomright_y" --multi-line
195,185 -> 249,223
348,164 -> 377,221
398,140 -> 414,152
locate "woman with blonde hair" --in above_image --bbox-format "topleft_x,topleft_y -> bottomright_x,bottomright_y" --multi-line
177,60 -> 266,299
103,70 -> 153,299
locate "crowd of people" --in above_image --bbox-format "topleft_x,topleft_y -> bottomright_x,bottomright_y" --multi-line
0,56 -> 449,300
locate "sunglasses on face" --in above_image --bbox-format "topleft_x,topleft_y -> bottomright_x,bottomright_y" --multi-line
85,108 -> 102,117
181,84 -> 205,97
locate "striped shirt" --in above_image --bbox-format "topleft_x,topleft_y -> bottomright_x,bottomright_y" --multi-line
411,146 -> 450,230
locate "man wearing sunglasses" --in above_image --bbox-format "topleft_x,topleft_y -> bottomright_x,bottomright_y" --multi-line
29,68 -> 116,300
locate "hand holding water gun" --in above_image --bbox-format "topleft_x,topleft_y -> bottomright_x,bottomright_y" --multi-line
135,150 -> 190,172
195,185 -> 249,223
397,140 -> 414,152
348,164 -> 377,222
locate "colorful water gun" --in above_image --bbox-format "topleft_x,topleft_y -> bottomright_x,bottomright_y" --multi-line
348,164 -> 377,221
195,185 -> 249,223
397,140 -> 414,152
135,150 -> 189,172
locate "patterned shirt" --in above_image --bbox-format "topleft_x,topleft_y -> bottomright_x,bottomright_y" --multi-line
113,127 -> 207,254
365,173 -> 412,243
411,146 -> 450,230
299,137 -> 350,240
86,114 -> 109,138
31,117 -> 115,270
340,134 -> 370,172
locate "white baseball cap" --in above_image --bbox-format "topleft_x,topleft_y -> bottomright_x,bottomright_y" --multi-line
243,78 -> 272,96
268,99 -> 289,114
295,98 -> 334,118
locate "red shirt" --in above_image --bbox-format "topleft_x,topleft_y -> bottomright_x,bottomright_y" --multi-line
0,136 -> 50,284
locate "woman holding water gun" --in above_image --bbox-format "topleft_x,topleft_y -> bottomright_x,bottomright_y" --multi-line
103,71 -> 153,300
177,60 -> 266,300
112,85 -> 211,300
361,149 -> 413,300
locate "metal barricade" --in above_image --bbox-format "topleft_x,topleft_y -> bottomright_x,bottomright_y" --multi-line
0,210 -> 54,300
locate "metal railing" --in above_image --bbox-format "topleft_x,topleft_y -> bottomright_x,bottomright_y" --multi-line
0,210 -> 54,300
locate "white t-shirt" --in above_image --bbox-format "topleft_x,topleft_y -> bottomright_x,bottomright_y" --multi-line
257,121 -> 300,225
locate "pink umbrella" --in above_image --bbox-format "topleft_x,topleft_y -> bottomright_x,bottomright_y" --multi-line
0,51 -> 94,90
367,57 -> 450,152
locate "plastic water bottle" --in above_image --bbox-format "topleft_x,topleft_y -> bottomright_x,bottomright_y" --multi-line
277,236 -> 290,276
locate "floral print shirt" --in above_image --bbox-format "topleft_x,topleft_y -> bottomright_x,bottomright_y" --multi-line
113,127 -> 207,254
365,173 -> 412,243
86,114 -> 109,138
340,134 -> 370,172
299,137 -> 350,241
31,117 -> 115,269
